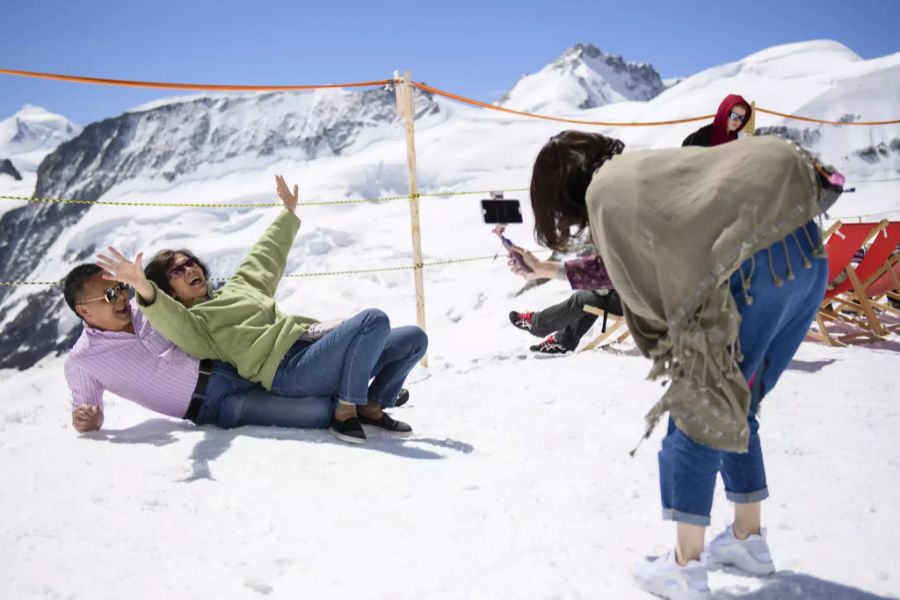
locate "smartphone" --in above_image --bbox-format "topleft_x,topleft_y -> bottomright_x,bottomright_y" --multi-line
481,199 -> 523,224
498,234 -> 533,273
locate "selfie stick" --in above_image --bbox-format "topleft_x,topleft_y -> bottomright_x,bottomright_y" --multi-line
488,191 -> 532,273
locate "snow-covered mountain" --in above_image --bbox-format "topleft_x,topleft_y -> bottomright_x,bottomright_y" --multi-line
0,105 -> 81,217
0,39 -> 898,373
498,43 -> 666,112
0,86 -> 440,369
36,87 -> 436,203
0,104 -> 79,155
634,40 -> 900,179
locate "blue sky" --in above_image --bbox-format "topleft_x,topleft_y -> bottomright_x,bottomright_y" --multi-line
2,0 -> 899,125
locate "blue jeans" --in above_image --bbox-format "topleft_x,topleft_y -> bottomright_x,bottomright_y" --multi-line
659,221 -> 828,525
195,361 -> 333,429
271,308 -> 428,407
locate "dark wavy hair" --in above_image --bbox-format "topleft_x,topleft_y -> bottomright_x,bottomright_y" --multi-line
530,130 -> 625,251
143,249 -> 210,297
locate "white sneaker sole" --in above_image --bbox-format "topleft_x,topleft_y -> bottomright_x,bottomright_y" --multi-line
709,550 -> 775,576
636,579 -> 712,600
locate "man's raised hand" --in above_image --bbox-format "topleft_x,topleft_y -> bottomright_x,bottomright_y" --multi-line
96,247 -> 156,302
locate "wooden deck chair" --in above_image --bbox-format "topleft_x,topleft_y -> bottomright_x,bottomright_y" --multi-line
810,220 -> 891,345
864,253 -> 900,310
579,304 -> 630,352
830,221 -> 900,333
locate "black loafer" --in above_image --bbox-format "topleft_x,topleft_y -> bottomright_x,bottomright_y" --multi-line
329,416 -> 366,444
395,388 -> 410,407
358,412 -> 413,436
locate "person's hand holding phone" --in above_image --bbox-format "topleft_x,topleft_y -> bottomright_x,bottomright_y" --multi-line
506,245 -> 560,281
501,236 -> 534,274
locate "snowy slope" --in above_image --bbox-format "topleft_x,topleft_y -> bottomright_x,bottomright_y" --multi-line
1,319 -> 898,599
1,39 -> 900,599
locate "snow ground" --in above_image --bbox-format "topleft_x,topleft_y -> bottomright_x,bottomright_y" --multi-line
1,303 -> 898,599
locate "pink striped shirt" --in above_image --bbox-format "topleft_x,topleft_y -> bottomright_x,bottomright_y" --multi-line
64,303 -> 200,418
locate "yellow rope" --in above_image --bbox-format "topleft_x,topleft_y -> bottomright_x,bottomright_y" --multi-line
846,209 -> 900,222
0,250 -> 550,287
5,177 -> 894,209
853,177 -> 900,184
0,188 -> 530,208
0,279 -> 64,286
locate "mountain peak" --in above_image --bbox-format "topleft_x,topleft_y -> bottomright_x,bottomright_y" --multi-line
499,43 -> 664,113
0,105 -> 81,154
556,43 -> 643,70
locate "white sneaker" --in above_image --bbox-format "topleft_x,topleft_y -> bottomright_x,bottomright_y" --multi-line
707,524 -> 775,576
634,550 -> 712,600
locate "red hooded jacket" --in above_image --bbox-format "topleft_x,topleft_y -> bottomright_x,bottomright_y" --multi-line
682,94 -> 752,147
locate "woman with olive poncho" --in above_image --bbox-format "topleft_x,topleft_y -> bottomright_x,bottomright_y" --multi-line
524,131 -> 842,599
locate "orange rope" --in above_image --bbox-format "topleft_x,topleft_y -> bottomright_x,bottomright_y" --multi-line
414,81 -> 714,126
416,81 -> 900,127
4,68 -> 897,126
0,68 -> 391,91
749,107 -> 899,126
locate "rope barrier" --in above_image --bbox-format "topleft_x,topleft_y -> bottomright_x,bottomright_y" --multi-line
415,82 -> 900,127
3,68 -> 897,126
853,177 -> 900,184
280,254 -> 503,279
754,107 -> 900,126
0,251 -> 550,287
842,209 -> 900,222
0,188 -> 531,209
0,68 -> 391,92
0,279 -> 65,287
414,81 -> 714,127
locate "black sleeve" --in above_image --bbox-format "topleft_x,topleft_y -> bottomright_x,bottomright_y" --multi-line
682,125 -> 712,148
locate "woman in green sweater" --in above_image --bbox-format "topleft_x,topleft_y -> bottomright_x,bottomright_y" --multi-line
97,175 -> 427,444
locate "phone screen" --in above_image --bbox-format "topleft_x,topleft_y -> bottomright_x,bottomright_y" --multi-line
481,199 -> 523,224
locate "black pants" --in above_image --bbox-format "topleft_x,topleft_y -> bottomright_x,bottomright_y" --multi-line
531,290 -> 623,349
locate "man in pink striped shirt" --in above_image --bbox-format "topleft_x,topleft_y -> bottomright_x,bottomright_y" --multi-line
63,264 -> 333,433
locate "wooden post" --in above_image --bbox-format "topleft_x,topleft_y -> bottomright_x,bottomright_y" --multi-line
395,70 -> 429,366
745,100 -> 757,136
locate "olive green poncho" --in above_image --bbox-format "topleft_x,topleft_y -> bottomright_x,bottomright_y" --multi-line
586,136 -> 838,452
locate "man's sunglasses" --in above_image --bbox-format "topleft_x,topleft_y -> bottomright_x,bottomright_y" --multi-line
728,110 -> 747,122
79,282 -> 130,305
167,258 -> 199,279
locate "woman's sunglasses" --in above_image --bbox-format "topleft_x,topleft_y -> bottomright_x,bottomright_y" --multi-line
728,110 -> 747,122
79,282 -> 130,305
167,258 -> 199,279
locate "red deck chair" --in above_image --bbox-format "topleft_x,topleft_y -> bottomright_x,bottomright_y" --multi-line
864,258 -> 900,301
810,220 -> 887,345
849,222 -> 900,324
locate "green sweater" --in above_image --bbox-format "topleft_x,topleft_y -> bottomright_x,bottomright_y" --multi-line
138,210 -> 317,390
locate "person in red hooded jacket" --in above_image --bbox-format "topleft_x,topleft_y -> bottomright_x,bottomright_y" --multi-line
682,94 -> 752,147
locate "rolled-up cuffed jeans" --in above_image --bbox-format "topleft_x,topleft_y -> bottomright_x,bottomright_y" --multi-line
659,221 -> 828,526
